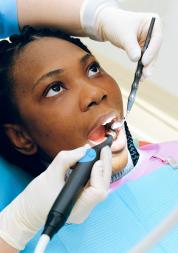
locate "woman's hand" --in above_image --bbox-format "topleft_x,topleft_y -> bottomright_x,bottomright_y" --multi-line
0,145 -> 112,250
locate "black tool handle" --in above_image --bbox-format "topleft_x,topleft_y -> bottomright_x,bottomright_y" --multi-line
42,135 -> 113,239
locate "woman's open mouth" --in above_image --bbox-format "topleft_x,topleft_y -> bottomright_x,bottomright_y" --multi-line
87,113 -> 127,153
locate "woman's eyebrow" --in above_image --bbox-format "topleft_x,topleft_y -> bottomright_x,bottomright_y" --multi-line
33,53 -> 93,90
80,53 -> 93,64
33,69 -> 64,90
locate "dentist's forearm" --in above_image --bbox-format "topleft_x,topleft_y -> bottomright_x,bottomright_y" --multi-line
17,0 -> 85,36
0,238 -> 18,253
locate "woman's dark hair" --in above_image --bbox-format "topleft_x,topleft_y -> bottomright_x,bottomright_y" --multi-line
0,26 -> 139,177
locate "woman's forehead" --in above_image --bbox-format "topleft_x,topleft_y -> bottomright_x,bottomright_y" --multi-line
12,37 -> 90,89
18,37 -> 87,64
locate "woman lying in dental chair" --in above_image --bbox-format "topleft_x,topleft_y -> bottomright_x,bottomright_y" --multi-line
0,27 -> 178,253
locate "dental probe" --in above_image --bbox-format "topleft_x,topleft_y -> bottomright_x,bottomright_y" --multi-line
112,17 -> 156,130
34,135 -> 113,253
127,17 -> 155,114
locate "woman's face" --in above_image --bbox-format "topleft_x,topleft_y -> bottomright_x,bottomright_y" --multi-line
12,37 -> 128,172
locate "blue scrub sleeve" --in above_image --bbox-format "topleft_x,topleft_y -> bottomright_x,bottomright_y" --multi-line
0,0 -> 20,38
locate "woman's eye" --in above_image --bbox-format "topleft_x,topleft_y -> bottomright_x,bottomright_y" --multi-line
44,81 -> 64,97
87,62 -> 101,77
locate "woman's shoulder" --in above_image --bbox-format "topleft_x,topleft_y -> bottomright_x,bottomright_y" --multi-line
134,140 -> 178,178
137,140 -> 178,170
111,140 -> 178,191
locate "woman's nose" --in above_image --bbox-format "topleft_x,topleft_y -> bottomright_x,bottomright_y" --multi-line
79,82 -> 107,112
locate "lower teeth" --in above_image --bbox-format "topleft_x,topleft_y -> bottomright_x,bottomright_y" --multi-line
107,129 -> 117,140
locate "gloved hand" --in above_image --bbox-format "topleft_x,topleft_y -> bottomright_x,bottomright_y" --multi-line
80,0 -> 162,79
0,145 -> 112,250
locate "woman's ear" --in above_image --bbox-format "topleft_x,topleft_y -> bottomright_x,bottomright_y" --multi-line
3,124 -> 37,155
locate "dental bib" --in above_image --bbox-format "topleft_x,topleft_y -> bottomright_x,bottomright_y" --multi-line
13,141 -> 178,253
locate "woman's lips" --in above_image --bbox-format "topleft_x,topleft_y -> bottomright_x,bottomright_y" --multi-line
87,112 -> 126,153
88,126 -> 127,153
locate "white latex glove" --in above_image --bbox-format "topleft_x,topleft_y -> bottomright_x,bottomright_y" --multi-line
80,0 -> 162,79
0,145 -> 112,250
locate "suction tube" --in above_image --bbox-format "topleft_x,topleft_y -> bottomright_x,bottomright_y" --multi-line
42,135 -> 113,240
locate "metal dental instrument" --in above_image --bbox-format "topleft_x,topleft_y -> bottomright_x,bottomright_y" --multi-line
112,17 -> 156,130
127,17 -> 156,114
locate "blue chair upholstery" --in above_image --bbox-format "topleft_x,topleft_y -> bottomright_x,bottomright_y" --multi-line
0,157 -> 32,211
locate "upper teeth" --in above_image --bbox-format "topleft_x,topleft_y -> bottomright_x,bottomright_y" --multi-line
102,115 -> 115,125
111,120 -> 125,130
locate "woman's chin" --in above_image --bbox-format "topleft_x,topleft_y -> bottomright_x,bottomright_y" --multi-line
111,146 -> 128,174
87,126 -> 128,173
110,127 -> 128,173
